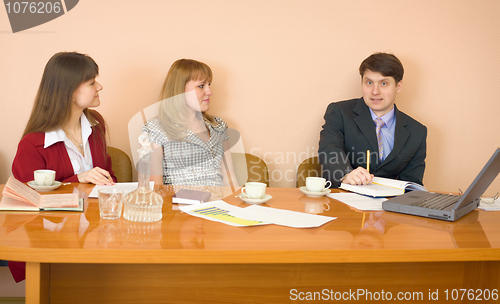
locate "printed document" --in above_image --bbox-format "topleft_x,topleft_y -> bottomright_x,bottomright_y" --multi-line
327,193 -> 387,211
228,205 -> 336,228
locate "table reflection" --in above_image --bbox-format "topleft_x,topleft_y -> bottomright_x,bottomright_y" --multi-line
381,210 -> 490,249
350,212 -> 389,249
3,201 -> 98,249
122,220 -> 162,246
325,201 -> 395,249
298,195 -> 331,214
161,212 -> 205,249
97,221 -> 122,248
0,186 -> 493,253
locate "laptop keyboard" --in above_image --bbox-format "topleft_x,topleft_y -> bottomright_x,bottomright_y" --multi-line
409,193 -> 460,210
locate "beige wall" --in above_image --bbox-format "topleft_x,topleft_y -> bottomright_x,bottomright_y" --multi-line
0,0 -> 499,195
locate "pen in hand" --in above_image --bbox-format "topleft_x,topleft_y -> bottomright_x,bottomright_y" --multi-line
366,150 -> 370,172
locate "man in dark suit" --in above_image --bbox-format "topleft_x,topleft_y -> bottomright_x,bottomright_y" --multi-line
319,53 -> 427,187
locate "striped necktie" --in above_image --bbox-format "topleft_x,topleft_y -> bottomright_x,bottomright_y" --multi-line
374,117 -> 385,162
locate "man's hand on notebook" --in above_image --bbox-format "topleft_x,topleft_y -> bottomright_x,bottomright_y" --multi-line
343,167 -> 374,186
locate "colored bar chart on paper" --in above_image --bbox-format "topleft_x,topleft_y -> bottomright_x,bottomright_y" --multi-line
180,201 -> 269,227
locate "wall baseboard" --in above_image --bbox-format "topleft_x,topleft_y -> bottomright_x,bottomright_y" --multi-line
0,298 -> 25,304
0,268 -> 25,298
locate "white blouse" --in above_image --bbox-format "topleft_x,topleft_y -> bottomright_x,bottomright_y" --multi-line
44,113 -> 94,175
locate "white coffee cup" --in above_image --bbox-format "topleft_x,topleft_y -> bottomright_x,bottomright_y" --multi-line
306,177 -> 332,192
241,182 -> 267,199
34,170 -> 56,186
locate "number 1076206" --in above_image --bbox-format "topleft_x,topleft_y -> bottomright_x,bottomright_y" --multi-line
5,2 -> 62,14
443,289 -> 498,301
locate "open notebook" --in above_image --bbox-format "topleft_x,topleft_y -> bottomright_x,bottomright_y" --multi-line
383,148 -> 500,221
340,177 -> 425,197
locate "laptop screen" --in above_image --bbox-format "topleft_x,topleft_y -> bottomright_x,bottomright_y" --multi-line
454,148 -> 500,210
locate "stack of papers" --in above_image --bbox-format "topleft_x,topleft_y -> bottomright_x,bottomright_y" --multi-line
327,193 -> 387,211
180,201 -> 336,228
478,197 -> 500,211
229,204 -> 336,228
180,201 -> 267,227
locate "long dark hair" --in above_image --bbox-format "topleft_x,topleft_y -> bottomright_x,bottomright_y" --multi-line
23,52 -> 104,138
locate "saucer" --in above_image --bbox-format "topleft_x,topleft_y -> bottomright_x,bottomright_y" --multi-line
299,186 -> 331,197
27,181 -> 62,191
238,193 -> 272,204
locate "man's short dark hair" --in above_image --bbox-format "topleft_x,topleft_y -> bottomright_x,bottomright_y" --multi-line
359,53 -> 404,83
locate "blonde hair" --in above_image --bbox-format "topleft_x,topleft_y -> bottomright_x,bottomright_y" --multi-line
158,59 -> 215,140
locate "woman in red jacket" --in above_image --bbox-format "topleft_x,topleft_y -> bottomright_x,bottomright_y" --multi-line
12,52 -> 116,185
9,52 -> 117,282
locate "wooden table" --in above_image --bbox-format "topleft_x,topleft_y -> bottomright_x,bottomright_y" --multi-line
1,184 -> 500,303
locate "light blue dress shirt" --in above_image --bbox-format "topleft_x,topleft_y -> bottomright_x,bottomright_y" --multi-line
369,107 -> 396,162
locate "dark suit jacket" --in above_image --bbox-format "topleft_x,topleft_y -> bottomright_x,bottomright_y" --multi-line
318,98 -> 427,187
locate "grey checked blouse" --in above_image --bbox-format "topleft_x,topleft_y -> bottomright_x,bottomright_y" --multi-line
143,117 -> 229,186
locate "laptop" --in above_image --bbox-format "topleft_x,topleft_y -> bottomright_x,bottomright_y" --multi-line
383,148 -> 500,221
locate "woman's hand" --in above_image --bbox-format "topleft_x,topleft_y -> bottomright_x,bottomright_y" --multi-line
78,167 -> 115,185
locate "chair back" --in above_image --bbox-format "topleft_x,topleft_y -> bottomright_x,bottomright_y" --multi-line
108,147 -> 133,182
296,156 -> 322,188
232,153 -> 269,187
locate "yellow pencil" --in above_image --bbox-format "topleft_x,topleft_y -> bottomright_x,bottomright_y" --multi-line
366,150 -> 370,172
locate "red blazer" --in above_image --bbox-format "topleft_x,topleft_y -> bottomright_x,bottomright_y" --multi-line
12,127 -> 117,183
9,120 -> 116,282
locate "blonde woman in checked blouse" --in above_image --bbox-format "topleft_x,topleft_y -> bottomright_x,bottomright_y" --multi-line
143,59 -> 239,187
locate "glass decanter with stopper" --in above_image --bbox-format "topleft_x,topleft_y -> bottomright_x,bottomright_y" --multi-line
123,132 -> 163,222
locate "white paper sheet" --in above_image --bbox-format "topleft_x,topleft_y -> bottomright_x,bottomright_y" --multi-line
478,197 -> 500,211
327,193 -> 387,211
89,182 -> 154,198
228,205 -> 336,228
179,201 -> 269,227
